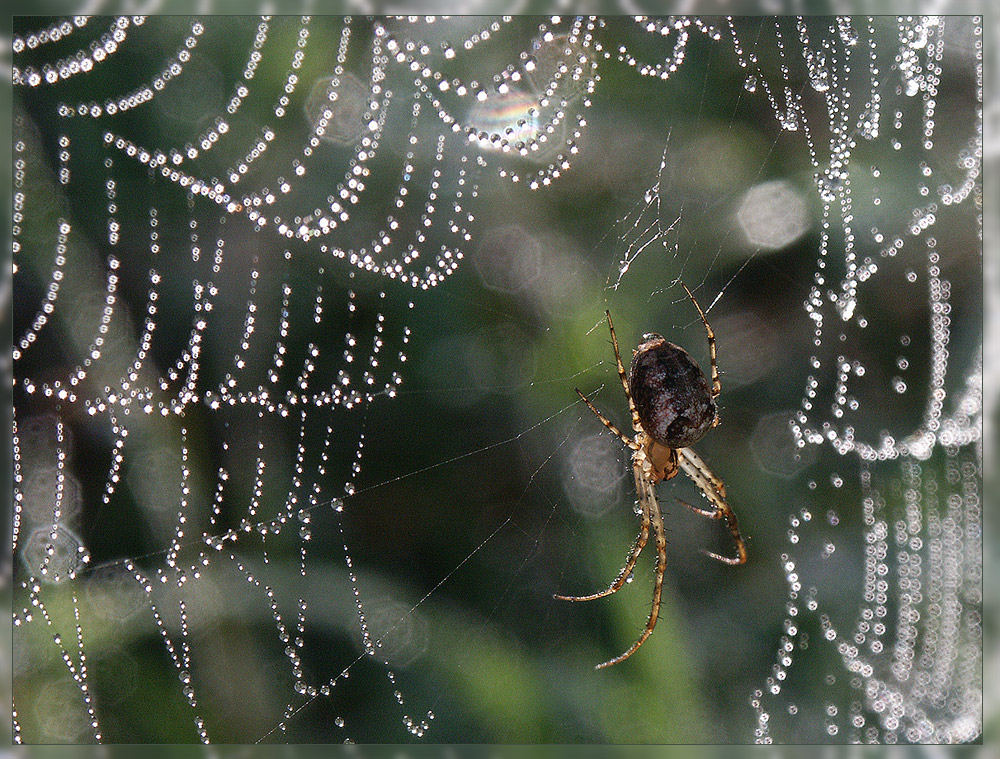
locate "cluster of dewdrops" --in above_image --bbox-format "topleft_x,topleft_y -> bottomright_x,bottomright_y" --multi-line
623,17 -> 723,79
12,418 -> 92,584
755,450 -> 981,743
79,15 -> 617,286
12,15 -> 90,51
730,16 -> 981,744
12,418 -> 99,741
15,204 -> 411,586
379,16 -> 597,190
14,194 -> 413,744
16,15 -> 648,291
56,19 -> 202,117
86,16 -> 486,290
13,16 -> 138,87
13,16 -> 610,742
12,138 -> 69,364
755,15 -> 982,464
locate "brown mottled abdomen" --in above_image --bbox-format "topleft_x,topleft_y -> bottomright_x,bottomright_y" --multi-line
629,336 -> 716,449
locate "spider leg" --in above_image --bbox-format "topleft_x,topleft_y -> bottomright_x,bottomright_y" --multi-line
575,388 -> 640,451
594,468 -> 667,669
675,497 -> 718,518
553,486 -> 650,602
605,310 -> 643,433
681,450 -> 727,498
678,281 -> 721,403
677,447 -> 747,566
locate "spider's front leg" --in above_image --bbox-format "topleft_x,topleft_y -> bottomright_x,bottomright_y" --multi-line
592,464 -> 667,669
553,485 -> 650,603
574,389 -> 639,452
555,395 -> 646,603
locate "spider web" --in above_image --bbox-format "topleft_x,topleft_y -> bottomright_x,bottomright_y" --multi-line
10,13 -> 985,744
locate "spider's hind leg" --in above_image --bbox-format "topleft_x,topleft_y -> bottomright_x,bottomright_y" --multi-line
675,496 -> 746,565
676,447 -> 747,566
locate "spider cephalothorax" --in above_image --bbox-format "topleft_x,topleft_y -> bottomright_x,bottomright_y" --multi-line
555,282 -> 747,669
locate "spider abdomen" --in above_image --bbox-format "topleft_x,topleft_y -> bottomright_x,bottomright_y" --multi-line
629,335 -> 716,449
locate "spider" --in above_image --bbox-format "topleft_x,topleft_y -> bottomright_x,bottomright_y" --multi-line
555,282 -> 747,669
